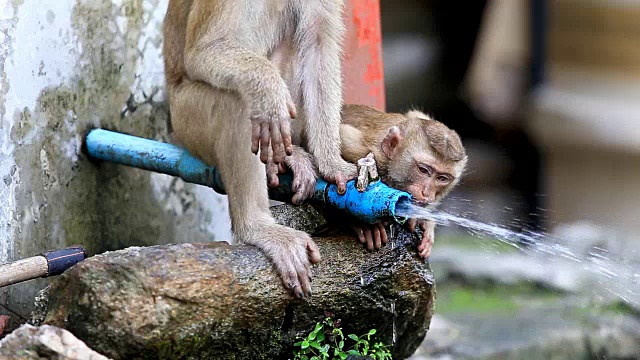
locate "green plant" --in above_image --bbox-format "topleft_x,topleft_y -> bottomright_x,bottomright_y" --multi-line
292,317 -> 393,360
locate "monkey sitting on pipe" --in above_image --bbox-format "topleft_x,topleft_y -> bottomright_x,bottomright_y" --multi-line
267,104 -> 468,259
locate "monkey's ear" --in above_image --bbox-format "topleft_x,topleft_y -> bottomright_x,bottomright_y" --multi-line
406,110 -> 432,121
382,126 -> 404,159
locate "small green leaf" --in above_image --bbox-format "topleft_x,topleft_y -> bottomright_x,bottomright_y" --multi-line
315,322 -> 324,332
368,329 -> 377,335
310,341 -> 321,349
294,341 -> 303,347
339,340 -> 344,349
339,354 -> 348,360
316,332 -> 325,342
311,356 -> 319,360
348,334 -> 359,341
347,350 -> 361,355
308,332 -> 316,341
320,344 -> 330,353
301,340 -> 309,349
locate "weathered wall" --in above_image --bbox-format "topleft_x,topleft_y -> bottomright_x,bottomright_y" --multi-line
0,0 -> 385,327
0,0 -> 231,323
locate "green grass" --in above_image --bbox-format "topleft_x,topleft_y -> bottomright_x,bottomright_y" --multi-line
599,300 -> 640,317
436,287 -> 519,314
435,284 -> 563,315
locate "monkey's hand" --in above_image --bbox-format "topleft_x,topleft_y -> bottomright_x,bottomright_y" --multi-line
250,89 -> 297,165
407,219 -> 435,259
350,222 -> 389,251
266,146 -> 317,205
244,223 -> 321,298
317,159 -> 357,195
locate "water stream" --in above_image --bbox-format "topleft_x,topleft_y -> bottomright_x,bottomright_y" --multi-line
395,200 -> 640,308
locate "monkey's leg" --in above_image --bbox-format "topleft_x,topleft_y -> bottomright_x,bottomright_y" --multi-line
169,81 -> 320,298
295,8 -> 357,194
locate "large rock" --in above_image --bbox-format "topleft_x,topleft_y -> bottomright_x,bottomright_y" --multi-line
32,225 -> 435,359
0,324 -> 109,360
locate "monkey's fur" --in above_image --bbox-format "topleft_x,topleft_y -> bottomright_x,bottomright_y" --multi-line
342,105 -> 467,258
163,0 -> 357,298
274,104 -> 467,258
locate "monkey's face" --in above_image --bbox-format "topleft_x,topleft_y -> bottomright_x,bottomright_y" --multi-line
380,122 -> 466,207
395,150 -> 456,206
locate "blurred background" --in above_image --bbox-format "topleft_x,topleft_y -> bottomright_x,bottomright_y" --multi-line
379,1 -> 640,358
1,0 -> 639,357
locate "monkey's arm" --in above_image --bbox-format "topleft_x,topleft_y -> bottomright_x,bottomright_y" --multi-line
183,7 -> 294,163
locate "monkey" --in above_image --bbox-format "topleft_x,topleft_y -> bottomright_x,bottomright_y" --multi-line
340,104 -> 467,258
162,0 -> 357,299
268,104 -> 467,259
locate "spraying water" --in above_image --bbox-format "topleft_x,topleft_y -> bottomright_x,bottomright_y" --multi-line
395,200 -> 640,308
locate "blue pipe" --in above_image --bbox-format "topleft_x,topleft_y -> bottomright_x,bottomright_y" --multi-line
86,129 -> 226,193
85,129 -> 411,224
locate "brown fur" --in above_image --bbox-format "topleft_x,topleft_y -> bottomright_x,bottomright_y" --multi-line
339,104 -> 467,258
270,104 -> 467,258
340,105 -> 467,192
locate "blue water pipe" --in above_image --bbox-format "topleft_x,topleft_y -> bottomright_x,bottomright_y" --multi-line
85,129 -> 411,224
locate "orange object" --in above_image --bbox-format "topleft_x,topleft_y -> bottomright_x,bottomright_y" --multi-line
342,0 -> 385,111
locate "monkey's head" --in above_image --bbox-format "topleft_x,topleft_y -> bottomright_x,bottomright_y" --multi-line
379,110 -> 467,207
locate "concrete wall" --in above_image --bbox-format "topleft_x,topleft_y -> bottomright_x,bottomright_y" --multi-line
0,0 -> 231,324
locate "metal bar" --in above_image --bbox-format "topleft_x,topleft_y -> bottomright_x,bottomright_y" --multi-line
43,246 -> 87,276
0,246 -> 87,288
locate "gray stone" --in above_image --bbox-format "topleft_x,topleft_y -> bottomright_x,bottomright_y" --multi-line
271,203 -> 328,234
33,229 -> 434,359
0,324 -> 110,360
409,310 -> 640,360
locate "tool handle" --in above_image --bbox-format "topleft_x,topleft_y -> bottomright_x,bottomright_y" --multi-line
0,246 -> 87,288
0,257 -> 48,288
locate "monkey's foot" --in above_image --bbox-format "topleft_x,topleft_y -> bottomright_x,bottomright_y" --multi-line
284,151 -> 317,205
356,152 -> 379,192
350,222 -> 388,251
266,145 -> 317,205
318,158 -> 357,195
243,223 -> 320,298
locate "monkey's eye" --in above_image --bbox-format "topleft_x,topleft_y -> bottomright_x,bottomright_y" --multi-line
437,175 -> 452,184
418,164 -> 433,175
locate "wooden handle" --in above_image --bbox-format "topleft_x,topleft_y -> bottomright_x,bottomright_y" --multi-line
0,256 -> 48,288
